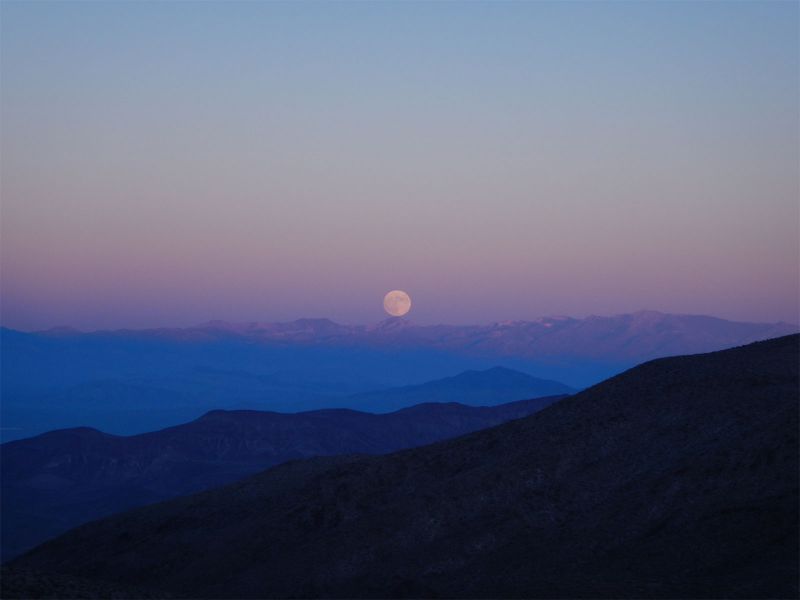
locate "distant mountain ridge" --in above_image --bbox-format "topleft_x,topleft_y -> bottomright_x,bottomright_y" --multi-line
28,310 -> 797,362
8,335 -> 797,599
0,395 -> 564,561
0,362 -> 571,442
346,366 -> 573,412
2,311 -> 795,440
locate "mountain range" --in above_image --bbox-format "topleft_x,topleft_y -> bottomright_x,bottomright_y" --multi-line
2,311 -> 795,440
342,366 -> 572,412
23,310 -> 798,362
0,362 -> 570,442
6,335 -> 797,599
0,394 -> 565,561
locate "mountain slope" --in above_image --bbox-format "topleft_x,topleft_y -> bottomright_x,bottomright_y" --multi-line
0,395 -> 563,561
344,366 -> 574,412
9,335 -> 798,598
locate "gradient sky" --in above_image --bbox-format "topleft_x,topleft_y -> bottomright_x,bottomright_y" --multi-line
1,1 -> 798,330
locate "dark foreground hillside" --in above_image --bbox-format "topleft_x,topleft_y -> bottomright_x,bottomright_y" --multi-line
7,335 -> 799,599
1,396 -> 562,561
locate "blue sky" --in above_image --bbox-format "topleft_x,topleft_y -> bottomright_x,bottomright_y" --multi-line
1,1 -> 798,329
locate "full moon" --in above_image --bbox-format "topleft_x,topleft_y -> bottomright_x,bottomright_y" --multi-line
383,290 -> 412,317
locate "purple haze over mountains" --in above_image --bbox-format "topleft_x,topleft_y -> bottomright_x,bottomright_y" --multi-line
42,310 -> 794,362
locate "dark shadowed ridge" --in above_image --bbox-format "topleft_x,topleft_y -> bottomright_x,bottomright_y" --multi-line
6,335 -> 799,599
0,395 -> 563,561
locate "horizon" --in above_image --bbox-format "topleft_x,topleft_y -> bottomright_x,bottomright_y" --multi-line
2,1 -> 798,331
5,308 -> 798,335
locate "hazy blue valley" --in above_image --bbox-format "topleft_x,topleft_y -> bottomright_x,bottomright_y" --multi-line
2,311 -> 793,441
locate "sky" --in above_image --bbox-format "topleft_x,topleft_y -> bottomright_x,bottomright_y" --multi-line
1,1 -> 798,330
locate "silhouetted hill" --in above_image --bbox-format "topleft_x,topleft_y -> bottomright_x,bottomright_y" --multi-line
0,395 -> 563,561
9,335 -> 798,598
345,366 -> 574,411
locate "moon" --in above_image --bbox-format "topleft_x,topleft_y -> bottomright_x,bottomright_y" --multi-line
383,290 -> 412,317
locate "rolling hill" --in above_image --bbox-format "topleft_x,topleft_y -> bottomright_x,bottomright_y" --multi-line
0,395 -> 564,561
